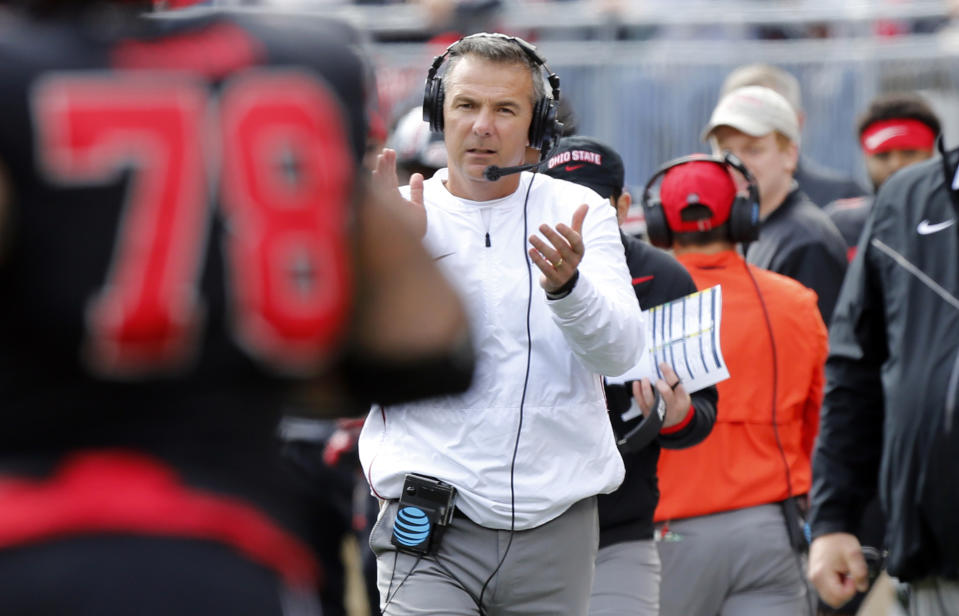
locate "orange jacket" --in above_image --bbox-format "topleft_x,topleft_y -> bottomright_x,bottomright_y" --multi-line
654,250 -> 827,522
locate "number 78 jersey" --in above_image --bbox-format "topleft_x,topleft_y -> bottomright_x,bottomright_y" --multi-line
0,11 -> 367,433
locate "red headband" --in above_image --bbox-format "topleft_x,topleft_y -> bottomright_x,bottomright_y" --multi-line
861,118 -> 935,155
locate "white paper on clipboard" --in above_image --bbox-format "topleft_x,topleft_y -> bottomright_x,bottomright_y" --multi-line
606,284 -> 730,394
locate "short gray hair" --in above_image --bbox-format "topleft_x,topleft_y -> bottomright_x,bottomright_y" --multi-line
720,63 -> 802,114
441,34 -> 547,107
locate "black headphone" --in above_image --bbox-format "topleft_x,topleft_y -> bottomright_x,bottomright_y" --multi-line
642,152 -> 760,248
422,32 -> 562,159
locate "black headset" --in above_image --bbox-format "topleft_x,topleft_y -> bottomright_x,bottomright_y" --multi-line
642,152 -> 760,248
422,33 -> 562,159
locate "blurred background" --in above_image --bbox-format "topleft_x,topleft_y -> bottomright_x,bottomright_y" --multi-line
202,0 -> 959,194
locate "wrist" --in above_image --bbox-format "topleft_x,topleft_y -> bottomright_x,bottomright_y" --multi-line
546,270 -> 579,300
660,404 -> 694,434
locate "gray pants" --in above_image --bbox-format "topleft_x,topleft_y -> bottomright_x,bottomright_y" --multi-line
657,504 -> 809,616
589,539 -> 660,616
370,497 -> 598,615
910,577 -> 959,616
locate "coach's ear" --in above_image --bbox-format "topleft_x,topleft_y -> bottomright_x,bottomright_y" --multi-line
613,191 -> 631,227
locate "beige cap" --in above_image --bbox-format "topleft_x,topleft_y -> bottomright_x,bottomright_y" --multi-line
702,85 -> 801,145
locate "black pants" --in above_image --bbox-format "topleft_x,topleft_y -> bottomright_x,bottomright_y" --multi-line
0,535 -> 320,616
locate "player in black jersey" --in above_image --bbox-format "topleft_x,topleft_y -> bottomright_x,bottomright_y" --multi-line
0,2 -> 473,614
544,136 -> 718,616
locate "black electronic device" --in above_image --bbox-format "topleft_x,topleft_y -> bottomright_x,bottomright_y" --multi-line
642,151 -> 760,248
422,32 -> 562,158
781,496 -> 808,552
861,546 -> 887,584
391,473 -> 457,556
611,386 -> 666,454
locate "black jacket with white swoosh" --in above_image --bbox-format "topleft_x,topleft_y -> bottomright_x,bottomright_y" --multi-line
809,147 -> 959,581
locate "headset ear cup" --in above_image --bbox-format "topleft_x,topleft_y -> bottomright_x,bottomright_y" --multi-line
539,99 -> 559,156
727,196 -> 748,243
644,198 -> 673,248
528,98 -> 560,159
718,152 -> 760,243
529,97 -> 547,151
423,77 -> 445,134
728,194 -> 760,243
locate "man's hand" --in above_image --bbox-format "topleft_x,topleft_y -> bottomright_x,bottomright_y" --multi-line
632,363 -> 692,429
529,203 -> 588,293
372,148 -> 426,238
809,532 -> 870,608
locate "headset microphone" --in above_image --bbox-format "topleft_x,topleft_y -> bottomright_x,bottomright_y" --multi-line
483,158 -> 550,182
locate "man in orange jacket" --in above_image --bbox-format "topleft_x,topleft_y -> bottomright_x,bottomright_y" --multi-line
644,155 -> 828,616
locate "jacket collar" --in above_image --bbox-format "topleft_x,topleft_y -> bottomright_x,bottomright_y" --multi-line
676,249 -> 744,270
763,182 -> 803,224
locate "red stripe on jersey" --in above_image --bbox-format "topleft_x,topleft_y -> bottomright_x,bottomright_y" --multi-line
112,23 -> 262,78
632,275 -> 654,285
0,450 -> 318,589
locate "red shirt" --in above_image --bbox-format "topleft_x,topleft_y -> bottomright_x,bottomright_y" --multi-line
655,250 -> 827,521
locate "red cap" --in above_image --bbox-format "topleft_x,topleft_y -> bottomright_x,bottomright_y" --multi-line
660,161 -> 737,232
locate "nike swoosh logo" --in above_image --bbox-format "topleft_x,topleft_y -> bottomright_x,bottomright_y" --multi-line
564,164 -> 585,172
917,219 -> 956,235
632,275 -> 654,286
433,252 -> 456,261
864,126 -> 907,151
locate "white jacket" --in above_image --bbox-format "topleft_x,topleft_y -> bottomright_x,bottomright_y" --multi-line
359,170 -> 645,530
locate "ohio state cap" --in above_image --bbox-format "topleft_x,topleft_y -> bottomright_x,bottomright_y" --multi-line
542,136 -> 624,199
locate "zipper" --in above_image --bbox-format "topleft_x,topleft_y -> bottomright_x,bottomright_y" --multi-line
479,205 -> 494,248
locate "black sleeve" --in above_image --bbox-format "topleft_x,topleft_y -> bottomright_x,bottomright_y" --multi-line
625,240 -> 717,449
632,246 -> 698,309
778,242 -> 847,325
808,214 -> 887,539
657,384 -> 718,450
341,331 -> 475,408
